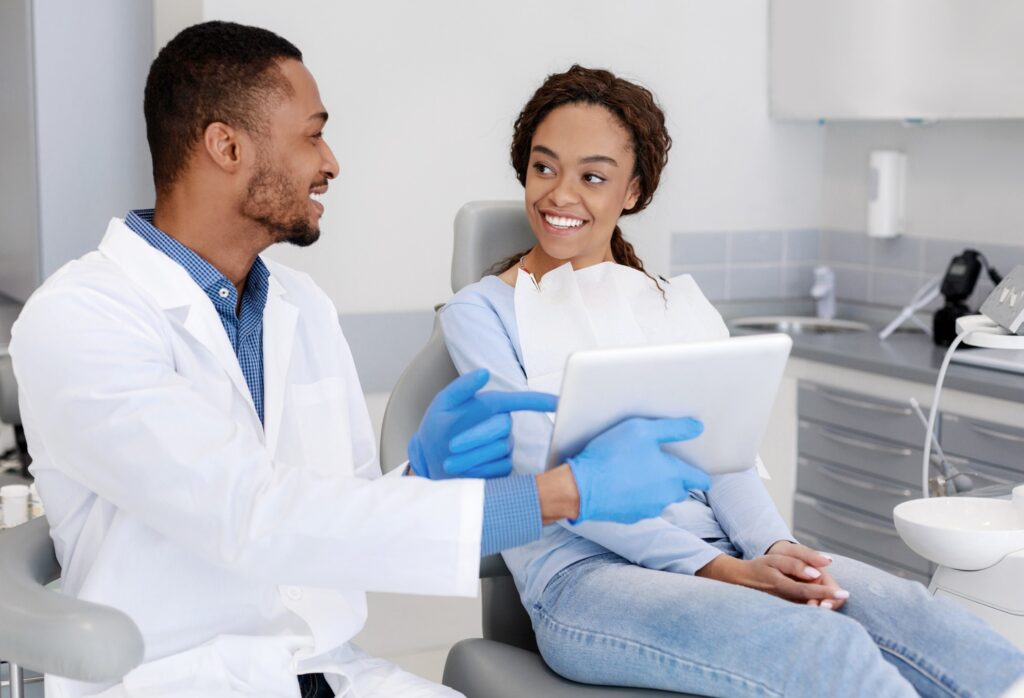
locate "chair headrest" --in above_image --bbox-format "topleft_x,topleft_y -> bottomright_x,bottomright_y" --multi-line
451,201 -> 536,293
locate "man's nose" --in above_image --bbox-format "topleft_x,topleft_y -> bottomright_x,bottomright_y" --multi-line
321,139 -> 340,179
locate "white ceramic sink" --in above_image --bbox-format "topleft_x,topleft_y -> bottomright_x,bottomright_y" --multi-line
731,316 -> 871,335
894,492 -> 1024,571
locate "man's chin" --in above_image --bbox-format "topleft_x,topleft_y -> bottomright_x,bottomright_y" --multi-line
284,229 -> 320,247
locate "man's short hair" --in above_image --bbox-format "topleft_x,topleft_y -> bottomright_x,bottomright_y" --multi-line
144,21 -> 303,194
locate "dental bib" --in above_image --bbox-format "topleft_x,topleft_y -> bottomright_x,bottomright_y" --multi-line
513,261 -> 770,479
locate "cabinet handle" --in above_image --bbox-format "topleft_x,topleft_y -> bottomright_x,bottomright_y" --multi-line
967,423 -> 1024,444
814,463 -> 914,498
816,426 -> 914,458
800,497 -> 899,537
817,389 -> 912,417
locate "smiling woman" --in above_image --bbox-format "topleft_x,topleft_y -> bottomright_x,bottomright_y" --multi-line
438,64 -> 1024,697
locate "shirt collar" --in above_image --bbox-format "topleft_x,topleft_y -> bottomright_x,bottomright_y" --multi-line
124,209 -> 270,311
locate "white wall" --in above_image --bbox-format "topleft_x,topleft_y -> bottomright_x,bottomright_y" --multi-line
821,121 -> 1024,244
188,0 -> 825,314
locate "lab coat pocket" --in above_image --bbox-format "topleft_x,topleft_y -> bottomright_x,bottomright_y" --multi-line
288,376 -> 354,475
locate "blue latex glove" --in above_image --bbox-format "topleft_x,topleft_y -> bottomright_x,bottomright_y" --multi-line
409,369 -> 558,479
567,417 -> 709,524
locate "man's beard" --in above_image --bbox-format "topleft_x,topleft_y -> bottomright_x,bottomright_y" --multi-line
241,157 -> 321,247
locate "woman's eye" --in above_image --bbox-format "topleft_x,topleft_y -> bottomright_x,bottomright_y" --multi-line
532,162 -> 554,175
584,173 -> 606,184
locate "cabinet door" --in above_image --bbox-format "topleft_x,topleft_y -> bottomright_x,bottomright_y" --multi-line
771,0 -> 1024,119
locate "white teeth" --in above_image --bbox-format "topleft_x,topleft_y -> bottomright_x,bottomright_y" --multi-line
309,192 -> 322,201
544,214 -> 584,229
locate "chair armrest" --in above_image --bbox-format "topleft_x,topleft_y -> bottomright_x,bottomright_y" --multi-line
0,517 -> 144,682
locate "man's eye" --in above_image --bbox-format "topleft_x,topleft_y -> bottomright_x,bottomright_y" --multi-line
311,132 -> 323,140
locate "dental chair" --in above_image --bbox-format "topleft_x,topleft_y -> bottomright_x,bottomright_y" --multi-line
379,201 -> 688,697
0,365 -> 144,696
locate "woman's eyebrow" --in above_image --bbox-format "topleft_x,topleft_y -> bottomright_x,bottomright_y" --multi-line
532,144 -> 559,160
532,145 -> 618,167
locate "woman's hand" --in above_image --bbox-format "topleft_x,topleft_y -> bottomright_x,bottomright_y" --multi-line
696,547 -> 849,609
766,541 -> 848,611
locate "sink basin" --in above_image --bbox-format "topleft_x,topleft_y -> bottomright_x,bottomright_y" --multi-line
894,496 -> 1024,570
731,316 -> 871,335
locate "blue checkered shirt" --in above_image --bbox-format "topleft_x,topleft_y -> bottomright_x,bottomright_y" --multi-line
124,210 -> 541,556
125,209 -> 269,424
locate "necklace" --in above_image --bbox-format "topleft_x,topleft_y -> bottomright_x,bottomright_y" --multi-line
518,255 -> 540,290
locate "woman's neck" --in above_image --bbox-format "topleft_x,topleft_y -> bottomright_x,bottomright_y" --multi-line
521,245 -> 615,281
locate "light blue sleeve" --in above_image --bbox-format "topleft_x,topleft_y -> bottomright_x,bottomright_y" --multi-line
707,465 -> 795,559
440,292 -> 724,576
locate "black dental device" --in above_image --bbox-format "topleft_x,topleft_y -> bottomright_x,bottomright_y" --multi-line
933,249 -> 1003,346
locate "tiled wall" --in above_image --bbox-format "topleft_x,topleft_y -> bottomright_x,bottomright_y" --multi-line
670,229 -> 1024,308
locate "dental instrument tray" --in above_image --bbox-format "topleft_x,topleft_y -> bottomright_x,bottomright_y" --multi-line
546,333 -> 793,475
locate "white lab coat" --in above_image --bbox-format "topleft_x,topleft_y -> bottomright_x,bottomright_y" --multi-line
9,218 -> 482,697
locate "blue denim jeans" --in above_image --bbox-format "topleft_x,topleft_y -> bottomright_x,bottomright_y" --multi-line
529,552 -> 1024,697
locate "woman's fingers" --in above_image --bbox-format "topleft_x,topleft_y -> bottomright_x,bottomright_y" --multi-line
766,554 -> 823,581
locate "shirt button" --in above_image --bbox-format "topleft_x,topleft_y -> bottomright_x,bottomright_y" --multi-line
218,287 -> 230,298
285,586 -> 303,601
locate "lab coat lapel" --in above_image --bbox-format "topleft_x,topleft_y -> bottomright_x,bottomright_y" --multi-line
98,218 -> 260,421
262,277 -> 298,456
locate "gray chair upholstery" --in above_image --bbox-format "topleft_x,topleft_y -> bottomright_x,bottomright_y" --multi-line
380,201 -> 690,697
0,517 -> 145,693
0,350 -> 19,425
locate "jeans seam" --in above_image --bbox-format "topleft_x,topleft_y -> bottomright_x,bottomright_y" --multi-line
872,635 -> 965,698
533,605 -> 783,697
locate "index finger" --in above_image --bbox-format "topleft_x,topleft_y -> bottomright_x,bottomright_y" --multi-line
477,390 -> 558,416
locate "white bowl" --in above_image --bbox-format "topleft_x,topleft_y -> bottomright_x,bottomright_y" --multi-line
893,497 -> 1024,571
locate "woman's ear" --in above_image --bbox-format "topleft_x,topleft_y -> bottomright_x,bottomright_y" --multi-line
624,176 -> 641,211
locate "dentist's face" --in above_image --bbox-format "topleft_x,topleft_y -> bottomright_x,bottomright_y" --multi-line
524,103 -> 640,266
241,59 -> 339,247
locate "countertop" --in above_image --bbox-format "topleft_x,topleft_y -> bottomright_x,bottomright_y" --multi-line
721,301 -> 1024,405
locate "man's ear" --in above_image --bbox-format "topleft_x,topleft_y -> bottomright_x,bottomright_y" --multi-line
624,176 -> 641,211
202,121 -> 245,174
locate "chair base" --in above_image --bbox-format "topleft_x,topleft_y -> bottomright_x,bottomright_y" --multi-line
442,639 -> 698,697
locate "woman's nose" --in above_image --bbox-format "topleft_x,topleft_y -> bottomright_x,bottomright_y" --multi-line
549,177 -> 579,207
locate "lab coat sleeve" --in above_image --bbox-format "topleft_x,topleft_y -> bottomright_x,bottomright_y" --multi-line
707,463 -> 795,559
440,298 -> 724,576
11,285 -> 483,596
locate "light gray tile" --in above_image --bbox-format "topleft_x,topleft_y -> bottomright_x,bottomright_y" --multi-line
340,310 -> 436,393
924,239 -> 968,275
870,270 -> 926,308
870,236 -> 923,273
784,229 -> 822,263
729,231 -> 784,264
983,243 -> 1024,274
728,266 -> 781,300
824,230 -> 870,266
834,266 -> 869,303
674,265 -> 727,301
781,264 -> 816,299
671,232 -> 727,266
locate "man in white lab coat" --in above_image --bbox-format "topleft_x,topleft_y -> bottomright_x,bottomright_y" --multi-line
9,21 -> 708,698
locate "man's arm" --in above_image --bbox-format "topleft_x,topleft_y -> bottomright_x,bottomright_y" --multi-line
12,284 -> 485,597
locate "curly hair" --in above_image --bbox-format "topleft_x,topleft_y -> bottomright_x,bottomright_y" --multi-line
144,21 -> 303,194
496,65 -> 672,277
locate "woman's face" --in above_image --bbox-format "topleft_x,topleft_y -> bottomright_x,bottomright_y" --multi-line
524,103 -> 640,268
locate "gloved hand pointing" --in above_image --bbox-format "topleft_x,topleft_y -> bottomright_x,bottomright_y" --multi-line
567,417 -> 709,524
409,369 -> 557,480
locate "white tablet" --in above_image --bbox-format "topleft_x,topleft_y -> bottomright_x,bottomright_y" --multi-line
545,333 -> 792,475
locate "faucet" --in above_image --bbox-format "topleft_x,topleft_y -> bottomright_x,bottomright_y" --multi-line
811,265 -> 836,320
